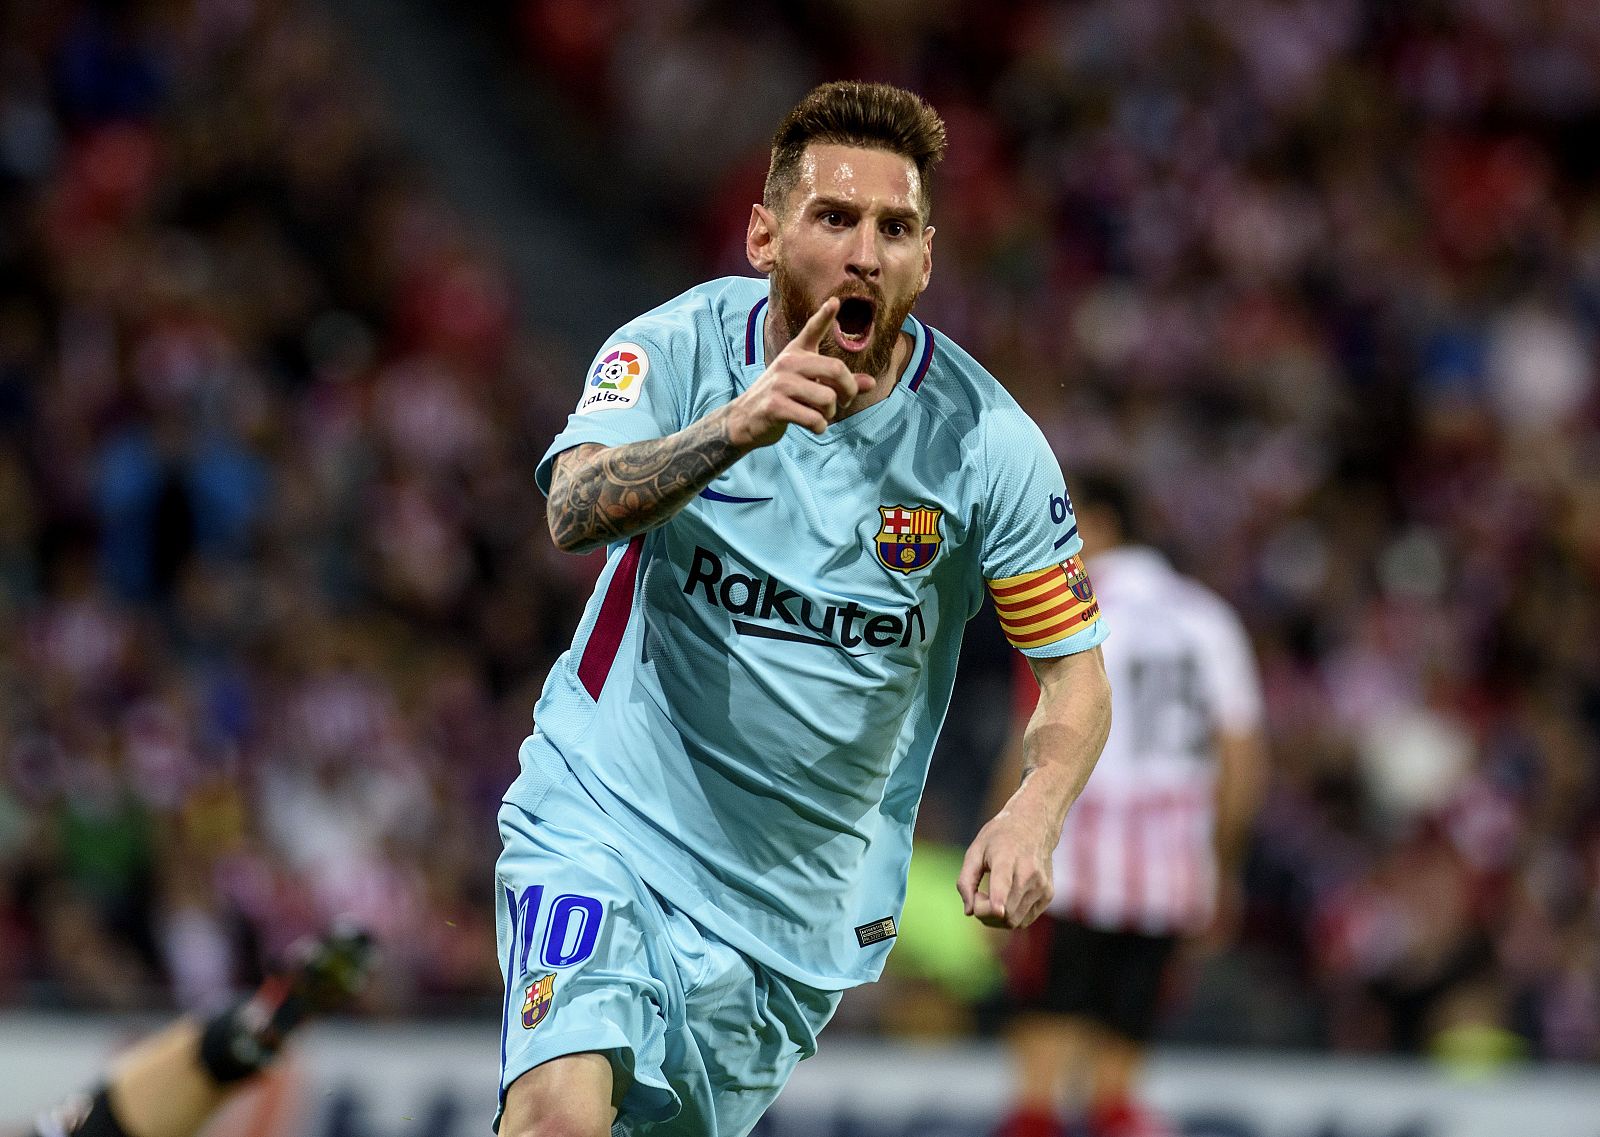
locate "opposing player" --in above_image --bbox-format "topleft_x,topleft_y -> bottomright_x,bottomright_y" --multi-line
22,926 -> 372,1137
497,81 -> 1113,1137
992,475 -> 1268,1137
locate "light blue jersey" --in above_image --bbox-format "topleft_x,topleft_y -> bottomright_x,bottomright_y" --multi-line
515,276 -> 1106,990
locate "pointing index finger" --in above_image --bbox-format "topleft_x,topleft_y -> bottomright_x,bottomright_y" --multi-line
791,297 -> 839,353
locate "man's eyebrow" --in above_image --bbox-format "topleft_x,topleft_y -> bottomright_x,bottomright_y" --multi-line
810,195 -> 922,222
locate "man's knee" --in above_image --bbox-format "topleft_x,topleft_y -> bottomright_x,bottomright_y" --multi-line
501,1052 -> 619,1137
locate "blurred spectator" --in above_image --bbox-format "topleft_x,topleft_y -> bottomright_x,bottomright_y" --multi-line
0,0 -> 554,1015
0,0 -> 1597,1064
486,0 -> 1600,1060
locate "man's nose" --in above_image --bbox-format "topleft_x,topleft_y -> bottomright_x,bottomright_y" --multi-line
846,225 -> 881,278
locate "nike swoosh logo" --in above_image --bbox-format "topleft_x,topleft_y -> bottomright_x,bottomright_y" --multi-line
732,619 -> 871,657
700,489 -> 772,504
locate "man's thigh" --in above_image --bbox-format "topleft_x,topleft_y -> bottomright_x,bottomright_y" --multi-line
663,931 -> 841,1137
495,798 -> 684,1132
496,774 -> 841,1137
500,1052 -> 618,1137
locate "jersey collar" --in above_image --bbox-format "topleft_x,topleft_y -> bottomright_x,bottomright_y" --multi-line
739,295 -> 935,396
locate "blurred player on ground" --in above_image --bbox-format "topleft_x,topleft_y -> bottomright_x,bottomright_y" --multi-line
992,475 -> 1268,1137
496,81 -> 1113,1137
21,926 -> 372,1137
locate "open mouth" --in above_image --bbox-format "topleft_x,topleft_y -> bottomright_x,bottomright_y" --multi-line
835,296 -> 876,352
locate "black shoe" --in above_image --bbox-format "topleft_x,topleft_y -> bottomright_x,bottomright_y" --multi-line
281,921 -> 376,1016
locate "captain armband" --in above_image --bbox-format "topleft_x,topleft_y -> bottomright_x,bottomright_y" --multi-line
987,555 -> 1101,650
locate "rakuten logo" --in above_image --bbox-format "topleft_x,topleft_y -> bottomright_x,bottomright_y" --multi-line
682,547 -> 926,653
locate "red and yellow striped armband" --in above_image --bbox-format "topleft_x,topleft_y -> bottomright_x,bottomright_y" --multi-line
987,555 -> 1101,651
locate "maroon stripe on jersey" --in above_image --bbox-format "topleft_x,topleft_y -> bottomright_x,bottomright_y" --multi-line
577,535 -> 645,699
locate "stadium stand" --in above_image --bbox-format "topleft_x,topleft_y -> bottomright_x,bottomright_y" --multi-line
0,0 -> 1597,1071
488,0 -> 1600,1062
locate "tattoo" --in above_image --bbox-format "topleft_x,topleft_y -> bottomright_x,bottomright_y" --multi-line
547,407 -> 743,553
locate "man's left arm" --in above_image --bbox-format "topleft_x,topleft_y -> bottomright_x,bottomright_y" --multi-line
957,646 -> 1112,929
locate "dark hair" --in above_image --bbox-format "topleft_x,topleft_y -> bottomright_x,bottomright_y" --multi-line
764,81 -> 947,220
1072,472 -> 1144,545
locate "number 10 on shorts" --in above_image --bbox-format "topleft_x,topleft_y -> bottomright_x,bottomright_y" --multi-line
507,884 -> 605,976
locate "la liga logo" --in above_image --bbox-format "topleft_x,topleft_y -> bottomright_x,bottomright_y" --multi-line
577,342 -> 650,414
591,347 -> 643,390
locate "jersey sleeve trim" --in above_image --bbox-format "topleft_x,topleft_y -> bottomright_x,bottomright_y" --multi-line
534,417 -> 664,495
988,555 -> 1102,649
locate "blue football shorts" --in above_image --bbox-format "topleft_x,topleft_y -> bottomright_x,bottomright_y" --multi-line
494,740 -> 841,1136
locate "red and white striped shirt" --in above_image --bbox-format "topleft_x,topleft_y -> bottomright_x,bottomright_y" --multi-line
1014,547 -> 1263,935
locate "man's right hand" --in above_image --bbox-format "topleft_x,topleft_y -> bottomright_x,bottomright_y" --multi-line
726,298 -> 875,450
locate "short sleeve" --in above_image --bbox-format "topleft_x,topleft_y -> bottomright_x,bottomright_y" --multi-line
535,333 -> 687,494
980,408 -> 1106,657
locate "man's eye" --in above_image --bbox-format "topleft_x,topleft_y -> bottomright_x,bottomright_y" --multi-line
884,222 -> 908,238
822,211 -> 847,227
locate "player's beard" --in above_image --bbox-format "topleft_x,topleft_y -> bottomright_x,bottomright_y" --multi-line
771,260 -> 917,380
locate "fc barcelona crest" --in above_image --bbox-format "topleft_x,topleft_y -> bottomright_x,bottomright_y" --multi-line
521,973 -> 555,1030
876,506 -> 943,574
1065,556 -> 1094,602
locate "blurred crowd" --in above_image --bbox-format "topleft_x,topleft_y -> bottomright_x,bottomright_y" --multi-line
514,0 -> 1600,1063
1,0 -> 1598,1068
0,0 -> 601,1015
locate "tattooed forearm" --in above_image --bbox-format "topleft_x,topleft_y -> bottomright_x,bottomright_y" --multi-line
546,406 -> 744,553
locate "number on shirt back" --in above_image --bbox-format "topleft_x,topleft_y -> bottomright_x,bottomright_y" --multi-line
1123,652 -> 1213,761
509,885 -> 605,972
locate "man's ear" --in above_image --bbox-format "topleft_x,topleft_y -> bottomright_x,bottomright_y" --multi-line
919,224 -> 935,293
747,203 -> 779,274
